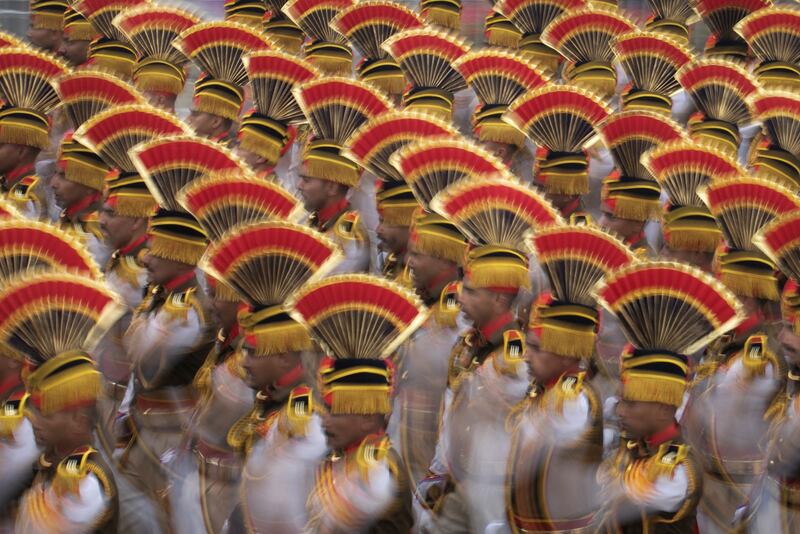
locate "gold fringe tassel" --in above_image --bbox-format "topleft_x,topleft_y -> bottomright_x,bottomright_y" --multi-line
148,235 -> 206,265
329,389 -> 392,415
540,325 -> 596,359
622,374 -> 685,407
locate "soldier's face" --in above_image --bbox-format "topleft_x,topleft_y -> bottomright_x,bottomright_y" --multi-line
50,169 -> 92,209
297,175 -> 329,212
27,404 -> 75,451
457,277 -> 495,327
58,36 -> 90,66
208,293 -> 239,334
321,412 -> 384,451
407,246 -> 456,296
142,252 -> 191,286
615,397 -> 671,440
779,323 -> 800,367
376,219 -> 409,254
0,143 -> 24,174
599,208 -> 644,241
240,346 -> 298,391
27,27 -> 61,52
98,202 -> 142,251
187,110 -> 222,138
524,330 -> 568,384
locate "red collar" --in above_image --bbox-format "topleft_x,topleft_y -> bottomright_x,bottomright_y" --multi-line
316,197 -> 349,227
425,267 -> 458,302
119,233 -> 148,256
560,197 -> 581,218
625,231 -> 646,247
210,130 -> 230,143
0,372 -> 22,399
221,323 -> 240,349
163,270 -> 196,292
645,421 -> 680,448
479,311 -> 515,342
544,363 -> 583,390
64,191 -> 101,218
3,163 -> 35,187
735,311 -> 764,337
275,363 -> 304,388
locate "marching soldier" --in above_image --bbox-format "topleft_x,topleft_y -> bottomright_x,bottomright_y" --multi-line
116,209 -> 215,530
51,134 -> 110,266
174,21 -> 272,143
506,222 -> 638,533
294,77 -> 391,274
0,272 -> 123,533
0,46 -> 67,220
289,274 -> 427,533
420,178 -> 562,532
594,261 -> 744,533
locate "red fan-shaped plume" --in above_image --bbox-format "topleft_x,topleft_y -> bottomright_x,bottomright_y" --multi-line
0,47 -> 68,113
131,135 -> 245,212
612,30 -> 694,96
177,172 -> 304,240
453,49 -> 549,106
504,84 -> 612,152
529,224 -> 637,306
0,272 -> 123,363
344,111 -> 458,183
330,1 -> 423,59
173,21 -> 274,86
0,30 -> 24,48
495,0 -> 587,37
282,0 -> 355,43
755,210 -> 800,282
736,7 -> 800,70
642,139 -> 744,206
287,274 -> 428,359
542,7 -> 636,65
597,110 -> 687,180
243,50 -> 319,124
677,58 -> 759,125
113,4 -> 201,66
74,104 -> 191,173
749,91 -> 800,158
430,178 -> 563,247
594,260 -> 743,353
390,137 -> 514,208
75,0 -> 150,41
203,221 -> 341,307
381,27 -> 470,94
54,70 -> 145,129
0,220 -> 102,281
294,77 -> 394,144
693,0 -> 772,40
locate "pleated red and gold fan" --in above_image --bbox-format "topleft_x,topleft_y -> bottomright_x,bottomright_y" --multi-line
645,0 -> 695,43
0,199 -> 21,220
700,176 -> 800,299
529,223 -> 637,308
343,111 -> 458,183
494,0 -> 587,71
243,50 -> 318,125
594,260 -> 743,354
203,221 -> 341,308
0,47 -> 67,115
173,21 -> 274,89
430,177 -> 563,248
453,48 -> 549,146
330,1 -> 422,94
0,220 -> 102,282
749,90 -> 800,189
382,27 -> 470,118
287,274 -> 428,359
0,272 -> 123,363
736,6 -> 800,89
75,0 -> 148,42
282,0 -> 355,74
597,110 -> 687,182
130,135 -> 246,212
693,0 -> 771,59
642,139 -> 744,207
74,104 -> 191,176
541,6 -> 636,98
677,58 -> 760,156
54,71 -> 145,130
755,210 -> 800,283
261,0 -> 305,54
389,137 -> 514,208
177,172 -> 304,240
612,30 -> 694,114
504,84 -> 611,194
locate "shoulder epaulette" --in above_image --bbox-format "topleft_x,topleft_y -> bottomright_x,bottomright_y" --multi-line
652,441 -> 690,478
163,286 -> 206,323
9,175 -> 41,202
53,447 -> 96,496
355,433 -> 395,479
0,392 -> 28,438
334,210 -> 365,242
